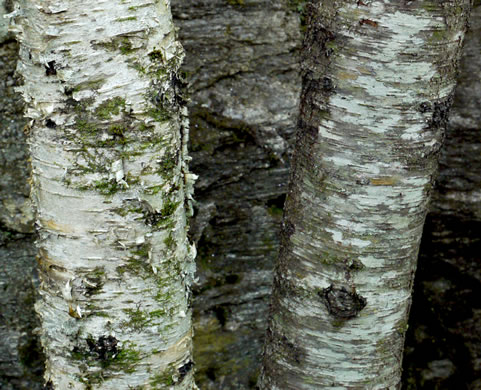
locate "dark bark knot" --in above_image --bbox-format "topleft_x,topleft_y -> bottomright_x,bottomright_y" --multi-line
321,285 -> 367,319
86,335 -> 118,361
322,77 -> 334,92
178,360 -> 194,383
419,96 -> 454,130
45,61 -> 57,76
45,119 -> 56,128
419,102 -> 431,113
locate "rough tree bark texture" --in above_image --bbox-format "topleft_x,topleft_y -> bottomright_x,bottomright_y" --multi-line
1,1 -> 478,389
259,1 -> 471,389
171,1 -> 301,388
11,0 -> 196,388
402,2 -> 481,389
0,1 -> 43,388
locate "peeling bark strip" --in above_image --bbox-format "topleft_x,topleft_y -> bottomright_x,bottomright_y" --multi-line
10,0 -> 196,388
260,1 -> 471,389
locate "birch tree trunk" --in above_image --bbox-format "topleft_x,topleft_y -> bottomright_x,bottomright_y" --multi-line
10,0 -> 196,388
259,1 -> 471,389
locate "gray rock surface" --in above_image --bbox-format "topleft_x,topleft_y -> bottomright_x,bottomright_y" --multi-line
171,1 -> 301,387
0,235 -> 43,390
0,11 -> 44,388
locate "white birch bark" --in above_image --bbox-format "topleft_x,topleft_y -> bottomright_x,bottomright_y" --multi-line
259,0 -> 471,389
9,0 -> 196,388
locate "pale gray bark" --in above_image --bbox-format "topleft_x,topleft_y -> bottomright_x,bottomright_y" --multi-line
11,0 -> 196,388
259,1 -> 471,389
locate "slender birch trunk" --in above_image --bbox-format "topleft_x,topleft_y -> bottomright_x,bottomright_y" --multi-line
10,0 -> 196,388
259,1 -> 471,389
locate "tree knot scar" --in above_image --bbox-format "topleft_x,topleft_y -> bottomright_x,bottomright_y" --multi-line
178,360 -> 194,383
86,335 -> 118,360
420,96 -> 453,130
418,102 -> 431,113
45,119 -> 57,128
322,77 -> 334,92
45,61 -> 57,76
321,285 -> 367,319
